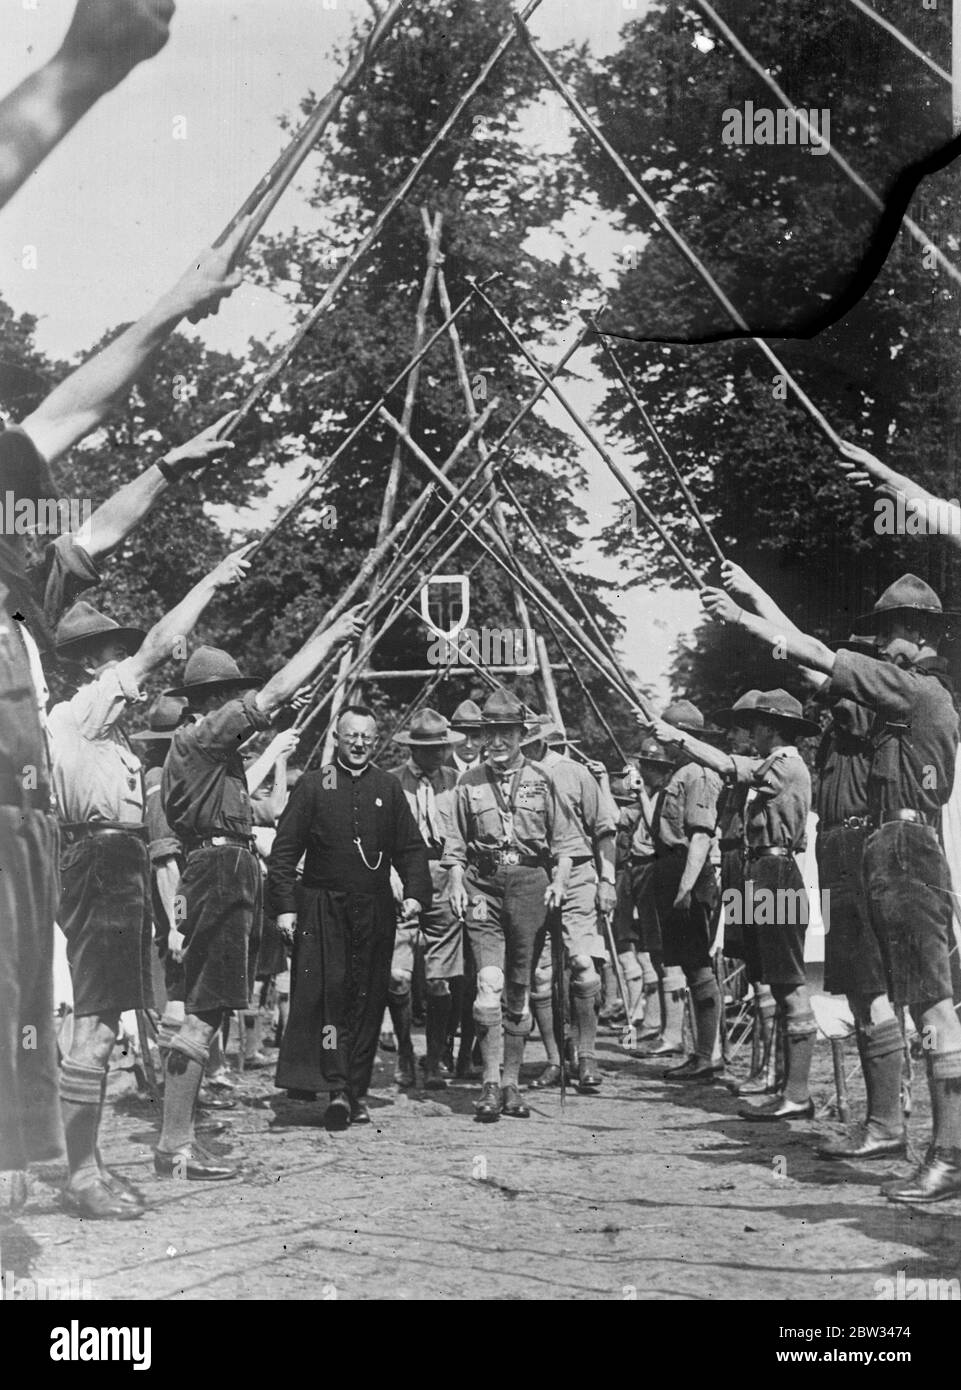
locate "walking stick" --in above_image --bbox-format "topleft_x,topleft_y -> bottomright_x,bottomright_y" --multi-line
550,908 -> 566,1110
135,1010 -> 161,1103
600,908 -> 632,1029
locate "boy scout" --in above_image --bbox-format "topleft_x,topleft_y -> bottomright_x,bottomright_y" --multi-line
701,574 -> 961,1200
642,702 -> 724,1082
521,715 -> 616,1093
389,708 -> 464,1089
48,548 -> 251,1219
443,691 -> 575,1122
660,691 -> 820,1118
157,606 -> 366,1178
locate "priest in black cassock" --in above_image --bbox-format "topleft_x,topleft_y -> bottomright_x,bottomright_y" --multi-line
268,704 -> 431,1130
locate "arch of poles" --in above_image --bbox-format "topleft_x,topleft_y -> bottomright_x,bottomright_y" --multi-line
180,0 -> 953,766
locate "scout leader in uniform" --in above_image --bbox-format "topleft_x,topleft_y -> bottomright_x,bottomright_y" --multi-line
448,698 -> 484,775
158,607 -> 368,1175
268,705 -> 431,1130
47,546 -> 252,1220
389,708 -> 464,1090
701,574 -> 961,1202
658,691 -> 820,1119
443,691 -> 578,1123
520,714 -> 617,1094
638,702 -> 725,1083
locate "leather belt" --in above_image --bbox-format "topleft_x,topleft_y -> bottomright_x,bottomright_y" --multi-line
570,854 -> 594,867
821,816 -> 871,832
877,809 -> 935,829
472,849 -> 546,872
61,821 -> 148,842
185,832 -> 254,853
0,772 -> 52,811
745,846 -> 793,860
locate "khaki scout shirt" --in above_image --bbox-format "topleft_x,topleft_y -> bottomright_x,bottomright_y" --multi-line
441,757 -> 581,867
829,649 -> 959,823
48,659 -> 145,824
730,747 -> 811,851
540,749 -> 617,858
654,761 -> 722,851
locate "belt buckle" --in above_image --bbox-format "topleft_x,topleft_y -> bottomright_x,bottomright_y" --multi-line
503,849 -> 519,866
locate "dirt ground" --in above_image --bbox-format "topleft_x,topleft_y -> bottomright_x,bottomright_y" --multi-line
5,1010 -> 961,1302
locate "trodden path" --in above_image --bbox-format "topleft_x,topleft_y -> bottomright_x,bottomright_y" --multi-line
4,1025 -> 959,1301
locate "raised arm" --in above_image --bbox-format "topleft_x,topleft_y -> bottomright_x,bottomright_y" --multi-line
700,587 -> 836,677
837,441 -> 961,551
649,719 -> 734,779
129,543 -> 252,683
76,415 -> 235,560
720,560 -> 827,691
0,0 -> 174,212
20,226 -> 248,466
255,605 -> 368,717
246,729 -> 299,800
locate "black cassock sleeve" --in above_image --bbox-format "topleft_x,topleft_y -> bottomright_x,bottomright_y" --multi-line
266,774 -> 314,916
390,777 -> 432,911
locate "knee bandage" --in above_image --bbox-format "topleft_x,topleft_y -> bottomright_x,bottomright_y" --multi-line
59,1057 -> 106,1105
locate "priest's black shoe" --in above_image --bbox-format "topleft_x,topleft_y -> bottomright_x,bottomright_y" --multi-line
576,1057 -> 603,1093
883,1147 -> 961,1204
500,1084 -> 530,1118
62,1175 -> 145,1219
323,1093 -> 352,1132
817,1125 -> 907,1161
349,1095 -> 371,1125
739,1095 -> 815,1122
474,1081 -> 501,1123
154,1143 -> 238,1181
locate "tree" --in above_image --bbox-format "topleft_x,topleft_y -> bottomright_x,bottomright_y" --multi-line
575,0 -> 958,708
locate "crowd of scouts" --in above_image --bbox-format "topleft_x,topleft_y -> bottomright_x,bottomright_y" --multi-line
2,1 -> 961,1234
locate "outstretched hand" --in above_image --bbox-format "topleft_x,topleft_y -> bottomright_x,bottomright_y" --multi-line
210,541 -> 255,589
172,220 -> 250,324
701,586 -> 742,625
161,412 -> 236,479
329,603 -> 368,645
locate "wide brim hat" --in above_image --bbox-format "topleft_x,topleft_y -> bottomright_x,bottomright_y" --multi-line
394,707 -> 466,748
827,634 -> 878,654
480,690 -> 535,728
129,694 -> 188,743
662,698 -> 724,739
449,698 -> 484,731
739,688 -> 821,740
54,600 -> 146,663
855,573 -> 960,634
520,713 -> 566,748
165,644 -> 262,699
713,689 -> 765,728
635,736 -> 675,771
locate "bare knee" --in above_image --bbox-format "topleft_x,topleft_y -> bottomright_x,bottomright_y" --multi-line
68,1011 -> 120,1068
389,969 -> 412,996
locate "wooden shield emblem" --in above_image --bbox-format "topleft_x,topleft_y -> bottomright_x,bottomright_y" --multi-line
420,573 -> 470,638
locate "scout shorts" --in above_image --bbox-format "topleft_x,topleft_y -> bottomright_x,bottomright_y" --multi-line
561,858 -> 608,961
179,844 -> 263,1014
861,821 -> 953,1008
652,848 -> 718,972
743,853 -> 807,988
59,830 -> 153,1016
464,863 -> 549,987
818,824 -> 887,997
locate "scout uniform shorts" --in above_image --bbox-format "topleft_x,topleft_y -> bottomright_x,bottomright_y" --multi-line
464,863 -> 549,987
59,830 -> 154,1016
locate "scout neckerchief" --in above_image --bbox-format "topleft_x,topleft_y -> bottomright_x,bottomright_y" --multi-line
484,755 -> 529,847
410,761 -> 441,847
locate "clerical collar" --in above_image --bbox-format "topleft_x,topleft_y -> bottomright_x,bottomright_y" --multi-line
335,756 -> 370,780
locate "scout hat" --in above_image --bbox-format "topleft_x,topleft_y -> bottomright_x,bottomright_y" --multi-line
662,698 -> 723,739
635,736 -> 675,771
855,574 -> 959,634
480,690 -> 532,728
393,707 -> 465,748
712,688 -> 764,728
737,688 -> 820,740
54,600 -> 146,663
449,698 -> 484,730
130,695 -> 188,743
165,645 -> 262,699
827,633 -> 878,654
520,712 -> 566,748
